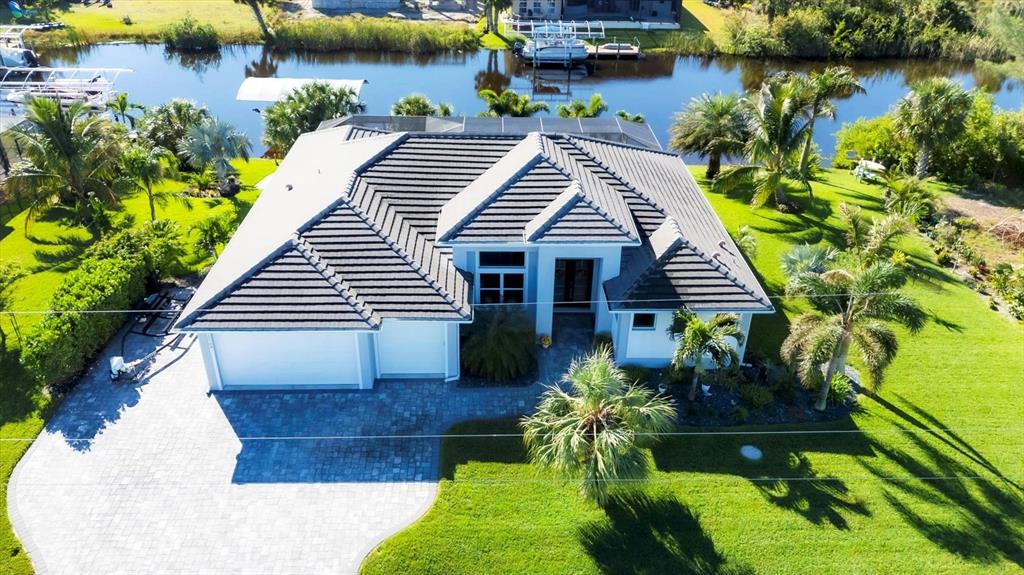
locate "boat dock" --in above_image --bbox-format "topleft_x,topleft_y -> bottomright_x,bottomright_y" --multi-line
586,41 -> 643,59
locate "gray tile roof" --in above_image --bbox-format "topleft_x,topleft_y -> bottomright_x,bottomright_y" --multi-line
177,127 -> 771,331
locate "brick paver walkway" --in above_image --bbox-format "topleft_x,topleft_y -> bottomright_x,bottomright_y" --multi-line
9,317 -> 591,574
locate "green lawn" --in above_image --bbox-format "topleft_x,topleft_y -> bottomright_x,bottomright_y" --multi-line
0,158 -> 276,575
362,168 -> 1024,575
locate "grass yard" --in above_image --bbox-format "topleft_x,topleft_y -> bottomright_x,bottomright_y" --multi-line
8,0 -> 263,47
0,158 -> 276,575
362,168 -> 1024,575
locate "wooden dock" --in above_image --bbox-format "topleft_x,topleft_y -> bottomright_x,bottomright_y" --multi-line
586,43 -> 642,59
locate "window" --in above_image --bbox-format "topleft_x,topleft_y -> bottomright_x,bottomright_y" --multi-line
478,251 -> 526,305
632,313 -> 656,330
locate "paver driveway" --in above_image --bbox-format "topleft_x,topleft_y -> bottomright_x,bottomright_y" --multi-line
8,329 -> 569,575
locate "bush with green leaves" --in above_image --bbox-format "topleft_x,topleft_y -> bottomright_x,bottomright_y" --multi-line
827,372 -> 856,406
21,256 -> 147,388
88,220 -> 185,279
461,307 -> 536,382
620,364 -> 650,387
161,15 -> 220,52
738,383 -> 774,409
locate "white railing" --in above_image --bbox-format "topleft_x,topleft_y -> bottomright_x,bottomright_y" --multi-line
503,18 -> 606,39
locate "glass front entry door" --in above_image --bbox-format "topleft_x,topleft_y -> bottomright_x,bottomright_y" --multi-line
554,259 -> 594,310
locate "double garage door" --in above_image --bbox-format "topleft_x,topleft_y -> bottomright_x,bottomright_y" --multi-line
209,321 -> 450,389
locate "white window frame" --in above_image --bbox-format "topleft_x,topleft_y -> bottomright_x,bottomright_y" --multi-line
476,251 -> 527,305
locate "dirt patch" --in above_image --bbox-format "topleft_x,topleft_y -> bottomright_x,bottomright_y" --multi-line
942,192 -> 1024,266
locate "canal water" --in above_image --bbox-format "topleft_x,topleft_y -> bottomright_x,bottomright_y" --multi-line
43,44 -> 1023,160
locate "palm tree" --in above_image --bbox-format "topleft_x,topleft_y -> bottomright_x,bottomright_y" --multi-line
838,203 -> 909,264
8,98 -> 125,232
179,119 -> 251,194
792,66 -> 865,177
615,110 -> 645,123
714,78 -> 812,208
262,82 -> 366,156
137,99 -> 210,168
557,94 -> 608,119
121,144 -> 176,221
192,212 -> 234,261
668,310 -> 744,401
234,0 -> 277,40
782,262 -> 926,411
392,94 -> 453,117
670,92 -> 750,179
883,176 -> 936,223
892,78 -> 972,178
107,92 -> 145,128
478,89 -> 549,118
521,347 -> 676,504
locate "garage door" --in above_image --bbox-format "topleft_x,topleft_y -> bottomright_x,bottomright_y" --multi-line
212,331 -> 363,388
376,320 -> 447,377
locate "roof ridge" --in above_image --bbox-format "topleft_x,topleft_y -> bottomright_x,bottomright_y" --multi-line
339,194 -> 471,318
290,234 -> 381,328
568,133 -> 678,157
558,137 -> 667,216
573,183 -> 639,241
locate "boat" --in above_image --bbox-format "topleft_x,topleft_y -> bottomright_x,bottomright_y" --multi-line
5,87 -> 109,109
520,36 -> 589,66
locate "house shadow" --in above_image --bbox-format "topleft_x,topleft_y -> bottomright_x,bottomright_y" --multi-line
652,418 -> 873,530
46,332 -> 192,452
858,429 -> 1024,568
579,493 -> 755,575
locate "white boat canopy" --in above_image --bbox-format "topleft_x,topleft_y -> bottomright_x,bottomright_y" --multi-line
235,77 -> 367,102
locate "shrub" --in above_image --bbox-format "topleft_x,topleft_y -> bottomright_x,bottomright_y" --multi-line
276,17 -> 479,53
620,364 -> 650,387
659,31 -> 718,55
828,373 -> 856,406
729,405 -> 750,423
161,15 -> 219,52
724,14 -> 787,57
21,256 -> 147,388
88,220 -> 185,280
461,307 -> 535,382
738,384 -> 774,409
776,8 -> 831,59
834,116 -> 916,173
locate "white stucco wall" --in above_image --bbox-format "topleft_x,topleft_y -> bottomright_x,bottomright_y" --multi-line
613,311 -> 754,368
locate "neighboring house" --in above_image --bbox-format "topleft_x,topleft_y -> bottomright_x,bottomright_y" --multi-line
176,118 -> 773,390
512,0 -> 677,22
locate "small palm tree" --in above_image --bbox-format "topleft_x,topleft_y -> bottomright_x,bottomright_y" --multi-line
107,92 -> 145,128
892,77 -> 973,178
179,119 -> 251,193
782,262 -> 926,411
670,92 -> 750,179
391,94 -> 453,117
883,175 -> 936,223
557,94 -> 608,119
234,0 -> 277,40
781,244 -> 838,281
615,109 -> 645,123
838,203 -> 909,264
9,98 -> 125,231
137,99 -> 210,168
121,144 -> 177,221
521,347 -> 676,504
262,82 -> 366,155
714,78 -> 812,208
191,212 -> 234,261
668,310 -> 744,401
478,89 -> 549,118
792,66 -> 865,178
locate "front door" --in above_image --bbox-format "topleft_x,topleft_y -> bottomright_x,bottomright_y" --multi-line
554,259 -> 594,310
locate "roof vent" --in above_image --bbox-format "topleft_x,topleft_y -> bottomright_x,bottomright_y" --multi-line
285,184 -> 293,191
718,240 -> 735,255
712,252 -> 731,268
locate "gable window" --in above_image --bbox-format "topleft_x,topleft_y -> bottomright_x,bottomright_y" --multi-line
478,251 -> 526,305
632,313 -> 656,330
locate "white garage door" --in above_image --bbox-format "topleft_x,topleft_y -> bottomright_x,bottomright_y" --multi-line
212,331 -> 362,388
376,320 -> 447,377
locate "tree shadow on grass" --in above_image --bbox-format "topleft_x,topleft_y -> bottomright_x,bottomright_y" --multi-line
864,392 -> 1021,492
579,493 -> 754,575
859,429 -> 1024,568
652,418 -> 873,530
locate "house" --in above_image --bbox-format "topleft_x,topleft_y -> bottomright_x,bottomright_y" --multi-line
175,118 -> 773,390
512,0 -> 677,23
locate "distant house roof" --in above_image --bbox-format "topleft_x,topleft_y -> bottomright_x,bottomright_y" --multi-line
176,123 -> 771,331
321,114 -> 662,150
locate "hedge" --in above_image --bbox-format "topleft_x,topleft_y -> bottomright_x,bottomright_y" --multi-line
20,256 -> 147,388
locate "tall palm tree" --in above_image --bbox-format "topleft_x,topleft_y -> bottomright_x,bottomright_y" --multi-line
521,347 -> 676,504
892,78 -> 972,178
107,92 -> 145,128
714,78 -> 812,208
234,0 -> 277,40
262,82 -> 366,156
9,98 -> 125,231
179,119 -> 251,193
793,66 -> 865,178
668,310 -> 744,401
137,99 -> 210,168
669,92 -> 750,179
121,144 -> 176,221
556,94 -> 608,119
478,89 -> 549,117
782,262 -> 926,411
391,94 -> 452,117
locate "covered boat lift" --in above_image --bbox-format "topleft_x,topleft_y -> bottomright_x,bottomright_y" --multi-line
235,77 -> 367,102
